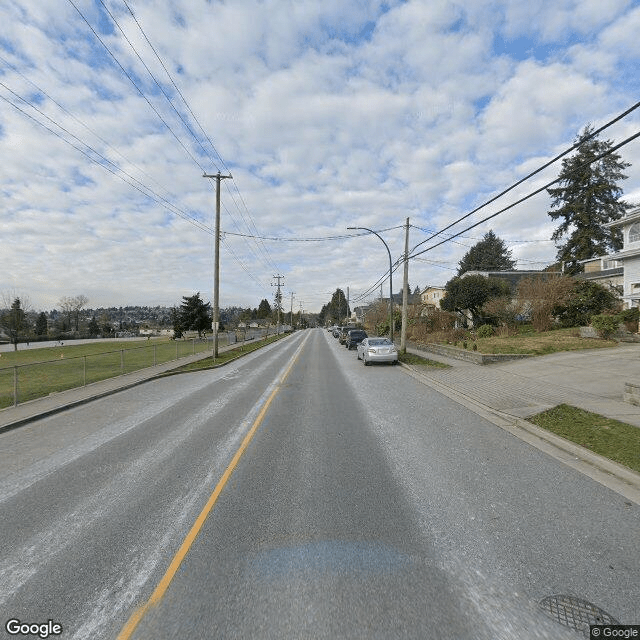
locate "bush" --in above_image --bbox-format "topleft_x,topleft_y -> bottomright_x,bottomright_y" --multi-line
618,307 -> 639,332
590,314 -> 621,339
476,324 -> 495,338
552,280 -> 620,328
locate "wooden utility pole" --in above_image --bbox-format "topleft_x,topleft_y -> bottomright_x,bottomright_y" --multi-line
272,274 -> 285,334
401,217 -> 410,354
203,171 -> 232,358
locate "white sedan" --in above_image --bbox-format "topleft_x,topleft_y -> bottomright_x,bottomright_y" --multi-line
356,337 -> 398,366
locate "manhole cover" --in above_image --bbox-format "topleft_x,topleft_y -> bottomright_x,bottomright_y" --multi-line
539,594 -> 620,636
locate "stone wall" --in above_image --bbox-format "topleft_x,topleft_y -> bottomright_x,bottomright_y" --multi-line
408,341 -> 532,365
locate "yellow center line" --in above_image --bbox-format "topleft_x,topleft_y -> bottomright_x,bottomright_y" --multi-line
117,332 -> 309,640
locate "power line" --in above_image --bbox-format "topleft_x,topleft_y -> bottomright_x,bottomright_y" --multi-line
0,89 -> 213,235
409,99 -> 640,256
408,129 -> 640,261
116,0 -> 283,276
68,0 -> 207,173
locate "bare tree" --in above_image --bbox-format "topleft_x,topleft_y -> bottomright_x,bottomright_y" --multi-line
58,295 -> 89,333
516,276 -> 575,332
72,295 -> 89,332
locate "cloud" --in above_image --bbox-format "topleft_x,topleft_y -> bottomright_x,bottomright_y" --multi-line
1,0 -> 638,311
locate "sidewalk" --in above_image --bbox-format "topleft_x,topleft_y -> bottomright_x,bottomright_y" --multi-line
0,343 -> 239,434
405,342 -> 640,427
401,342 -> 640,504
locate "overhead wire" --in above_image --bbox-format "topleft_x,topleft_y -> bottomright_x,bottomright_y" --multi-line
67,0 -> 207,174
408,99 -> 640,256
408,129 -> 640,261
0,88 -> 213,235
116,0 -> 282,276
70,0 -> 274,289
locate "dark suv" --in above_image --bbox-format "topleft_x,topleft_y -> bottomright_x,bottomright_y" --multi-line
345,329 -> 368,349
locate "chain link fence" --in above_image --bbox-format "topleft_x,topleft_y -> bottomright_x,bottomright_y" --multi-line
0,330 -> 279,409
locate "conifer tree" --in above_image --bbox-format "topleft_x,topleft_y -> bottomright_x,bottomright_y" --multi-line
457,230 -> 515,276
547,125 -> 632,274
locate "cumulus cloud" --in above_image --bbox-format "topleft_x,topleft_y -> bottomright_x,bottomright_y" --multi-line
1,0 -> 639,312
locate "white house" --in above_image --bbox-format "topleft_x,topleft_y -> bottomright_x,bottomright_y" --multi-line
604,205 -> 640,309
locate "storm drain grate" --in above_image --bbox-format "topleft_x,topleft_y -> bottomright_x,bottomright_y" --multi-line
539,594 -> 619,636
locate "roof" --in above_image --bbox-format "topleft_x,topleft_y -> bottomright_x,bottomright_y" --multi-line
604,205 -> 640,229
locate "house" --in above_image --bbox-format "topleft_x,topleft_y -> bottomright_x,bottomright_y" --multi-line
604,205 -> 640,309
574,256 -> 624,298
460,270 -> 561,291
420,286 -> 446,310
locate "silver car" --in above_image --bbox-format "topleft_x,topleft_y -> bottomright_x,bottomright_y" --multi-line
356,337 -> 398,366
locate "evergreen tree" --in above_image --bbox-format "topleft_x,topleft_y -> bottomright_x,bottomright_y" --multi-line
441,275 -> 511,326
2,298 -> 27,351
35,311 -> 48,336
88,316 -> 100,337
257,299 -> 272,319
547,125 -> 632,274
178,293 -> 211,337
457,230 -> 516,276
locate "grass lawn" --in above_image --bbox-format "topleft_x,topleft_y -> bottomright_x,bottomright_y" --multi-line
0,335 -> 261,409
399,351 -> 451,368
528,404 -> 640,473
434,327 -> 618,356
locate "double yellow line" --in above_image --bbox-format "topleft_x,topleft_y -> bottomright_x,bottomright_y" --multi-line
117,332 -> 309,639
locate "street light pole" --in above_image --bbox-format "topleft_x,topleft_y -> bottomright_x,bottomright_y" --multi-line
347,226 -> 394,342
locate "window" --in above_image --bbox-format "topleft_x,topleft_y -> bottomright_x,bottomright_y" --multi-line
629,223 -> 640,244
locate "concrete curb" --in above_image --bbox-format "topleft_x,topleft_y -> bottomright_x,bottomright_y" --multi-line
399,362 -> 640,506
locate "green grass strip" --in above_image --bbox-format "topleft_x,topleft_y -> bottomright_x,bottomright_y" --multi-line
160,333 -> 290,375
528,404 -> 640,473
399,351 -> 451,368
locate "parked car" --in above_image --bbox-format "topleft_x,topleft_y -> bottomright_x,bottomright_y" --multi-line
338,326 -> 357,344
345,329 -> 367,350
357,337 -> 398,365
332,326 -> 344,338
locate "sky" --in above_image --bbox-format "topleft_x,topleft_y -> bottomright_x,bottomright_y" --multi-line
1,0 -> 640,314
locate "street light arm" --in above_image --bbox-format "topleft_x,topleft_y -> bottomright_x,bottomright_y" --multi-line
347,226 -> 394,341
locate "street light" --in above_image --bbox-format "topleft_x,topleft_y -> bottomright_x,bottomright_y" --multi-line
347,226 -> 394,342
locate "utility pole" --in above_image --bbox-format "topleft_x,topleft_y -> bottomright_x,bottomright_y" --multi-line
346,286 -> 349,324
272,274 -> 284,334
289,291 -> 295,328
203,171 -> 232,358
401,217 -> 410,354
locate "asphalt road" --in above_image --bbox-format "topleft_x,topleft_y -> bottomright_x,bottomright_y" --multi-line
0,328 -> 637,639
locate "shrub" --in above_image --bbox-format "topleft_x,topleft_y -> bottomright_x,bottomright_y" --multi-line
553,280 -> 620,328
618,307 -> 639,332
476,324 -> 495,338
591,314 -> 621,339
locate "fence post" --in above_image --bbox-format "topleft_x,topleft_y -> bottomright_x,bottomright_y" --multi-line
176,341 -> 178,360
154,344 -> 157,366
13,366 -> 18,407
121,350 -> 124,373
83,355 -> 87,386
192,339 -> 195,355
